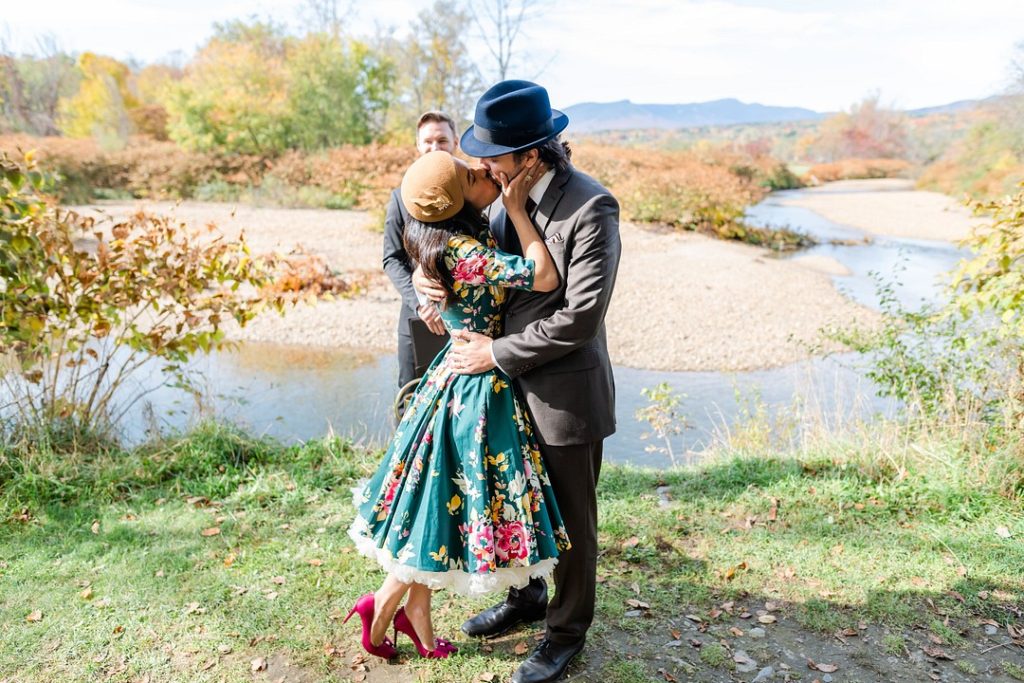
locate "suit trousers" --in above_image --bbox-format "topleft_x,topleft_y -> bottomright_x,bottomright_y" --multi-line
543,440 -> 603,644
396,322 -> 416,389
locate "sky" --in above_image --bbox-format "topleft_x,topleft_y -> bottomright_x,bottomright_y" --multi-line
4,0 -> 1023,112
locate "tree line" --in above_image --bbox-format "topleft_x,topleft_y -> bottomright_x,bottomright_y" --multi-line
0,0 -> 541,154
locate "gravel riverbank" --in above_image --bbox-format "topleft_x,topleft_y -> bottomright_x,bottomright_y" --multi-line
77,183 -> 983,372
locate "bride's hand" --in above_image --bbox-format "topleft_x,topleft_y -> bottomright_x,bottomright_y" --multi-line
498,161 -> 541,216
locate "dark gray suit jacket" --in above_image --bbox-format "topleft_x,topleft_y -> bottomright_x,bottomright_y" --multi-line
382,187 -> 419,325
491,164 -> 621,447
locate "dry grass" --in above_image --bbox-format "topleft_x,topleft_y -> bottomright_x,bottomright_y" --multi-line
805,158 -> 912,183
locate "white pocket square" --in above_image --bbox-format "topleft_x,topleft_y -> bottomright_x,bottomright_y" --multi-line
545,232 -> 564,244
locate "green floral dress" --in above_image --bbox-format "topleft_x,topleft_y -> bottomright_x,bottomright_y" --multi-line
349,226 -> 570,595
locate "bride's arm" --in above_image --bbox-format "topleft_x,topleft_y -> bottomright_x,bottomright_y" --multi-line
499,163 -> 558,292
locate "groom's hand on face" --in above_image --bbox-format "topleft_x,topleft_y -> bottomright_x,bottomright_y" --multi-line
413,264 -> 447,303
449,329 -> 496,375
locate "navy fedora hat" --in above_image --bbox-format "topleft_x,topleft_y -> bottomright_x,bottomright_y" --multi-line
461,80 -> 569,158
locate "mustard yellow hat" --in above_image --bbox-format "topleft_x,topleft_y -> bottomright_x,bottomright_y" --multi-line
401,151 -> 464,222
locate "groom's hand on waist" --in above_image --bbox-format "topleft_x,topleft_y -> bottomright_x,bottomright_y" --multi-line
449,329 -> 497,375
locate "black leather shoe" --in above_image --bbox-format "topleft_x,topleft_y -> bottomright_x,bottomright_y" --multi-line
461,599 -> 547,638
511,638 -> 585,683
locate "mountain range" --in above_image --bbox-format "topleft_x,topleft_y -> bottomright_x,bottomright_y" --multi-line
561,97 -> 984,133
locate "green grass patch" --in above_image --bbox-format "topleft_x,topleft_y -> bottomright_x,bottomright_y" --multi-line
2,423 -> 1023,681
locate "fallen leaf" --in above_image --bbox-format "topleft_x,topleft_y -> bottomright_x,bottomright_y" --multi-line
219,644 -> 233,655
808,658 -> 839,673
80,587 -> 94,600
265,591 -> 279,601
251,657 -> 267,672
26,610 -> 42,622
764,601 -> 780,611
272,576 -> 286,585
201,527 -> 221,537
995,526 -> 1012,539
308,558 -> 323,567
977,590 -> 990,600
477,673 -> 496,682
626,599 -> 650,610
658,668 -> 678,682
927,633 -> 944,645
757,615 -> 777,624
91,521 -> 100,534
685,614 -> 703,623
201,659 -> 216,671
729,627 -> 744,637
622,536 -> 641,549
514,641 -> 529,655
223,553 -> 235,568
112,625 -> 124,635
670,629 -> 682,640
922,646 -> 953,660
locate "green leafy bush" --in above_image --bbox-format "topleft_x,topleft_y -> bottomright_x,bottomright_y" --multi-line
0,151 -> 284,443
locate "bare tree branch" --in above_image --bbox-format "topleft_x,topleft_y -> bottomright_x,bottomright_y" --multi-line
467,0 -> 544,81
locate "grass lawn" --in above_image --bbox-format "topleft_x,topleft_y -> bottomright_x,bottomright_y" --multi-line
1,424 -> 1023,682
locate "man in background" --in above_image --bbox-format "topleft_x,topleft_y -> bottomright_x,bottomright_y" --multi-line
382,111 -> 457,389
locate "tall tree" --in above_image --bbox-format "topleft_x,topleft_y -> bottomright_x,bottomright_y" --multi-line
403,0 -> 482,126
298,0 -> 357,38
468,0 -> 542,81
57,52 -> 138,144
0,35 -> 78,135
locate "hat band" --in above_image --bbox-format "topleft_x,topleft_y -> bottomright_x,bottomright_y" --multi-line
473,118 -> 554,148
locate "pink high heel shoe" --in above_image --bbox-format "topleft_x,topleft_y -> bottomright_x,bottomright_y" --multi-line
343,593 -> 399,659
393,607 -> 458,659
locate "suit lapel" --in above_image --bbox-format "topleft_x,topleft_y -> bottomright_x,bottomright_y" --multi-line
535,165 -> 573,236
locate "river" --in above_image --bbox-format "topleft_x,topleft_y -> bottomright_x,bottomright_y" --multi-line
123,184 -> 967,466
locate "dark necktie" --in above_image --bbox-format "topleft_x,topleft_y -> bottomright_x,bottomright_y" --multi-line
525,197 -> 537,219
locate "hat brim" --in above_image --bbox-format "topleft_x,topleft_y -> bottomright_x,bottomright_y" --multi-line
460,110 -> 569,159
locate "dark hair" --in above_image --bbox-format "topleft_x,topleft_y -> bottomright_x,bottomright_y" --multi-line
416,111 -> 458,139
514,136 -> 572,173
403,204 -> 488,301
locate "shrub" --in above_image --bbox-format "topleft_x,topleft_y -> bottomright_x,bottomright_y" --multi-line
0,151 -> 284,442
805,158 -> 912,183
824,185 -> 1024,427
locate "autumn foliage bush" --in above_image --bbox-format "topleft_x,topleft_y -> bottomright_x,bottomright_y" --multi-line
805,158 -> 912,183
0,151 -> 283,442
574,143 -> 807,246
0,134 -> 810,246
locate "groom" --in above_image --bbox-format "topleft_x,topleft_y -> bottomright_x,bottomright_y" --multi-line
416,80 -> 621,683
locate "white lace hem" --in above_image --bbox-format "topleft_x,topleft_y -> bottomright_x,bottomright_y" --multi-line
347,526 -> 558,596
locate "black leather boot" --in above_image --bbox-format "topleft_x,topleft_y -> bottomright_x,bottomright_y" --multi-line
511,638 -> 585,683
461,577 -> 547,638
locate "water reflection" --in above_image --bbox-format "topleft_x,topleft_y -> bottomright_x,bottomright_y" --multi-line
130,342 -> 894,468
